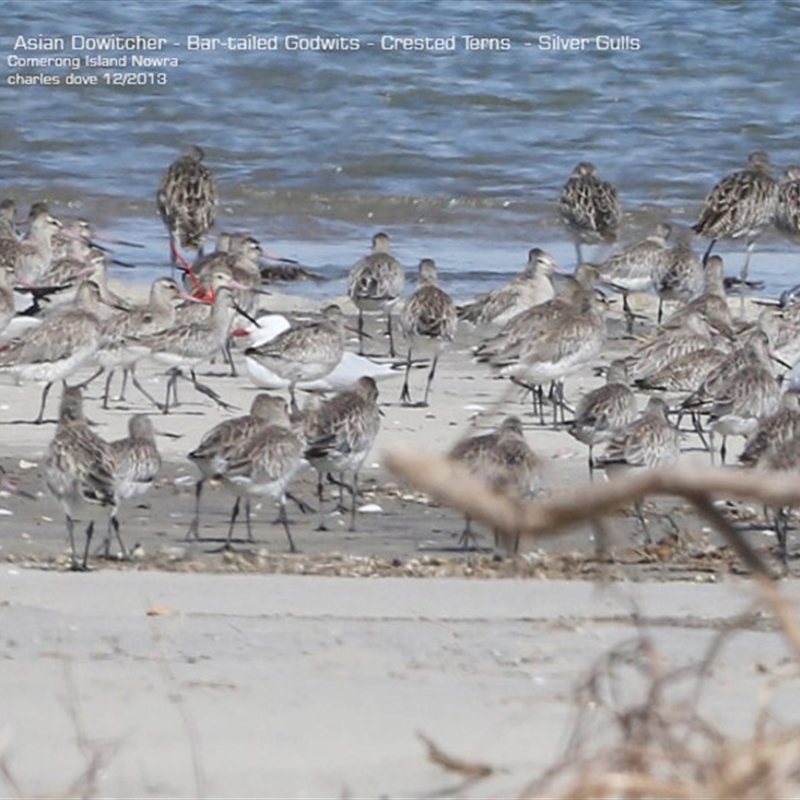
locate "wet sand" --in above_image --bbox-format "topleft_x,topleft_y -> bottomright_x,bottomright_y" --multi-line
0,287 -> 795,797
0,288 -> 779,575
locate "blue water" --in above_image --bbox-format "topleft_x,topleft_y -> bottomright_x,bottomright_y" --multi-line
2,0 -> 800,300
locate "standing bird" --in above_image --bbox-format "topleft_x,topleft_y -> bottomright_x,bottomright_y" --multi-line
692,151 -> 778,283
2,209 -> 63,285
94,276 -> 186,408
598,223 -> 671,334
219,398 -> 307,553
0,281 -> 109,424
0,263 -> 15,339
43,386 -> 116,570
157,145 -> 218,266
447,416 -> 542,552
627,311 -> 722,384
754,434 -> 800,564
236,313 -> 397,393
347,232 -> 405,357
662,253 -> 731,332
775,166 -> 800,243
399,259 -> 457,406
740,389 -> 800,467
127,281 -> 244,413
105,414 -> 161,559
568,359 -> 638,474
193,234 -> 264,315
0,199 -> 18,241
558,161 -> 622,265
304,376 -> 381,531
594,396 -> 681,544
490,283 -> 606,425
457,248 -> 557,327
243,304 -> 346,413
651,235 -> 704,323
707,358 -> 780,465
186,393 -> 283,541
474,262 -> 598,364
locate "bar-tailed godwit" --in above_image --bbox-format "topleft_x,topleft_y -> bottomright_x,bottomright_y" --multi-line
347,232 -> 405,356
399,259 -> 457,406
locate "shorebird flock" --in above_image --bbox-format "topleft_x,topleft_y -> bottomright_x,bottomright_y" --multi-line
3,146 -> 800,568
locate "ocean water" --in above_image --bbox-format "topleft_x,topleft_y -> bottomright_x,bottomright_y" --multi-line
2,0 -> 800,301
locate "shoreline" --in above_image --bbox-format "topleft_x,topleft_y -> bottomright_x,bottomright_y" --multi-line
0,282 -> 796,799
0,284 -> 784,579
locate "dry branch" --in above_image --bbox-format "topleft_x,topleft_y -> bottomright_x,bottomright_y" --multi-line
384,448 -> 800,576
385,446 -> 800,661
384,448 -> 800,540
417,731 -> 495,779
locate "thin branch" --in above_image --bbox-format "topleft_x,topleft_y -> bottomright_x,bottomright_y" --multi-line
384,448 -> 800,548
417,731 -> 495,779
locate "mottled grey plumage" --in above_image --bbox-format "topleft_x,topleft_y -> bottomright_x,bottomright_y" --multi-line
157,145 -> 218,261
128,281 -> 241,412
569,359 -> 638,472
634,345 -> 728,393
662,254 -> 730,332
595,396 -> 680,543
682,327 -> 772,412
243,304 -> 346,412
399,259 -> 456,406
221,399 -> 306,553
447,416 -> 542,552
740,390 -> 800,467
558,162 -> 622,264
491,281 -> 606,425
692,151 -> 778,281
0,199 -> 18,241
1,209 -> 62,284
596,396 -> 680,469
187,393 -> 284,541
0,280 -> 107,423
651,236 -> 703,323
599,223 -> 671,333
775,166 -> 800,242
43,385 -> 116,570
707,360 -> 780,465
757,431 -> 800,562
347,232 -> 405,356
43,247 -> 130,315
304,376 -> 381,531
627,312 -> 721,383
475,263 -> 598,364
95,277 -> 184,407
194,234 -> 263,316
457,248 -> 557,327
50,219 -> 93,263
105,414 -> 161,558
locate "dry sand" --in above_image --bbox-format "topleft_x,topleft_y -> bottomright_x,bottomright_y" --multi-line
0,286 -> 796,797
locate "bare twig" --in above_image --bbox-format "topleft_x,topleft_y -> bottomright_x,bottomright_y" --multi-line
417,731 -> 495,780
384,449 -> 800,542
389,446 -> 800,799
383,450 -> 794,573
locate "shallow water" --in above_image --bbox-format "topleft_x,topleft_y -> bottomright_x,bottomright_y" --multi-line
2,1 -> 800,300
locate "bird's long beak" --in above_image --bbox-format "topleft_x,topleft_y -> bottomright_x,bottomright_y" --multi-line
261,249 -> 299,265
345,324 -> 371,338
91,231 -> 145,248
234,304 -> 261,327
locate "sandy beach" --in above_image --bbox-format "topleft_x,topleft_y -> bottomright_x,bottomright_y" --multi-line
0,286 -> 796,798
0,286 -> 766,573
